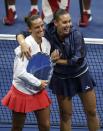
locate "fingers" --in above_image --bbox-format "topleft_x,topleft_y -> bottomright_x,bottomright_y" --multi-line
53,49 -> 59,55
40,80 -> 48,89
21,53 -> 25,61
51,49 -> 61,62
55,49 -> 59,54
20,47 -> 31,60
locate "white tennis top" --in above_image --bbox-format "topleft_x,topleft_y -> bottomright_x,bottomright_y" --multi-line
13,35 -> 51,95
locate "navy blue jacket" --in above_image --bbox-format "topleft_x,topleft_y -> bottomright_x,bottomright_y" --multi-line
45,22 -> 88,78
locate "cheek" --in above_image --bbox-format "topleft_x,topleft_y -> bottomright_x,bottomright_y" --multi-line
60,26 -> 65,31
57,24 -> 63,30
35,29 -> 40,34
32,28 -> 37,33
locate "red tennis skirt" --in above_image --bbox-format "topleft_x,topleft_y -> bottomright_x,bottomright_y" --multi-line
1,85 -> 51,113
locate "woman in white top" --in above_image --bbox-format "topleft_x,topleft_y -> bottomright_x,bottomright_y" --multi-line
2,15 -> 52,131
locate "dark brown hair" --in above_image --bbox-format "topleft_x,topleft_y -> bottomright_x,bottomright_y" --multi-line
24,15 -> 41,28
54,9 -> 68,21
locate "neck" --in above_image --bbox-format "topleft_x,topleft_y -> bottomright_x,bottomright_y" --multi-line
32,34 -> 42,44
36,38 -> 42,44
57,32 -> 65,42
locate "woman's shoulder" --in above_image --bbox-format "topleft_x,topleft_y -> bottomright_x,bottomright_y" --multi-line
42,37 -> 51,45
25,35 -> 35,46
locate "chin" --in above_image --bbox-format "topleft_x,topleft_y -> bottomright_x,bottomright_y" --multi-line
64,32 -> 69,35
41,32 -> 44,36
39,34 -> 44,37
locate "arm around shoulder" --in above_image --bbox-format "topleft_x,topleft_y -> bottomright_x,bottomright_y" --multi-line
16,33 -> 31,59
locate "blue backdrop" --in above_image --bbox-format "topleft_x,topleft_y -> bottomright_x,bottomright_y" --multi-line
0,0 -> 103,38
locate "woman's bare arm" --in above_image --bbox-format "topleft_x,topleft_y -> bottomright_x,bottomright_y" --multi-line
17,34 -> 31,60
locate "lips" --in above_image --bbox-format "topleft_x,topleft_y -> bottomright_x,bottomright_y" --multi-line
63,27 -> 70,33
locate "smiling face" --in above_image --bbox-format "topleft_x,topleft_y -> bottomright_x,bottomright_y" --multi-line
54,13 -> 72,39
30,17 -> 45,40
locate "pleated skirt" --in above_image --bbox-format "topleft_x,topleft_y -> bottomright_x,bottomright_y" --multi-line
1,85 -> 51,113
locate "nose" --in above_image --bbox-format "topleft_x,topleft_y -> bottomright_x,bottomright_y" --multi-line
39,26 -> 43,31
67,22 -> 72,28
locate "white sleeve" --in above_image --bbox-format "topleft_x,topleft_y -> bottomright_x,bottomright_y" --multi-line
14,55 -> 41,87
45,40 -> 51,55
